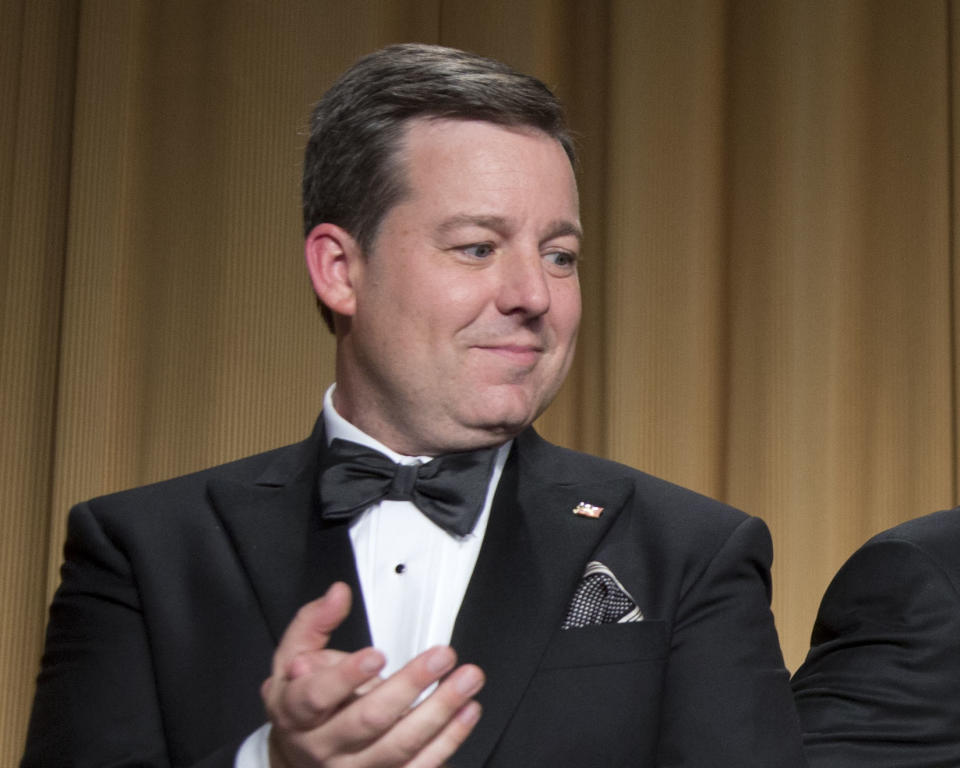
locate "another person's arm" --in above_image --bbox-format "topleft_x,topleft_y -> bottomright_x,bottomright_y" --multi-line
791,537 -> 960,768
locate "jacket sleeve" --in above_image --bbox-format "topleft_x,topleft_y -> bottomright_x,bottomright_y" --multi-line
791,537 -> 960,768
657,515 -> 807,767
21,501 -> 243,768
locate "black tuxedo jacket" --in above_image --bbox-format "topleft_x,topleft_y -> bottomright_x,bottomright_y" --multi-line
23,421 -> 805,767
791,506 -> 960,767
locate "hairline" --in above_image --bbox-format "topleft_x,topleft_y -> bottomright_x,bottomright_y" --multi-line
360,115 -> 578,256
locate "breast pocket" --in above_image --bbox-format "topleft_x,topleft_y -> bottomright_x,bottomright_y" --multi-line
497,621 -> 670,765
539,620 -> 668,669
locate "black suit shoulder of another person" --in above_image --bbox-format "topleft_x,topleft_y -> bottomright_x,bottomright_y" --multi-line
792,506 -> 960,768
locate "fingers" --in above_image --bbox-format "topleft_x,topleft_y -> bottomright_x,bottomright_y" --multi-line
273,646 -> 386,730
264,587 -> 485,767
272,582 -> 353,681
366,663 -> 485,767
265,583 -> 388,732
319,646 -> 460,752
405,700 -> 482,768
293,648 -> 485,765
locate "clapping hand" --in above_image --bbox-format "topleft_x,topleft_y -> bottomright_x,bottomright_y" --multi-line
262,582 -> 484,768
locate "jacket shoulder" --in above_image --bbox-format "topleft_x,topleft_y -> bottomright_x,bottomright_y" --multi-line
850,505 -> 960,586
868,506 -> 960,548
516,428 -> 752,535
80,433 -> 316,520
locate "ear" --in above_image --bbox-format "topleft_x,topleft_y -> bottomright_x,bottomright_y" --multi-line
304,223 -> 361,317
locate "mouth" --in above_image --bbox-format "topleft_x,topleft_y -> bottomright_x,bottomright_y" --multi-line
474,344 -> 544,367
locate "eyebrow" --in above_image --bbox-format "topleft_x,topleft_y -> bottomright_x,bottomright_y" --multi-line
436,214 -> 583,244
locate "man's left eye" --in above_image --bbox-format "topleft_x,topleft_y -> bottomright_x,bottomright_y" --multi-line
461,243 -> 496,259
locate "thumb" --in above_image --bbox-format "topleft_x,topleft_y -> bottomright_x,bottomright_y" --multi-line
271,582 -> 352,680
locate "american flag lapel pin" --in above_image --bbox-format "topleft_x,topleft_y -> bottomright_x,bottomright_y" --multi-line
572,501 -> 604,518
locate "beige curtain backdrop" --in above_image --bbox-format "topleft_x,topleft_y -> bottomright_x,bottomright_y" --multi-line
3,0 -> 958,759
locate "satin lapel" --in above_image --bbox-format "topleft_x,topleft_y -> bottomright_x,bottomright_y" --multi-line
450,439 -> 634,768
208,436 -> 371,653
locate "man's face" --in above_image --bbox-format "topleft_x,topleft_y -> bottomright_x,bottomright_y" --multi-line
334,118 -> 582,455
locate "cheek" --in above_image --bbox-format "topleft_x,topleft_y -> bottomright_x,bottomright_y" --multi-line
552,285 -> 582,340
438,287 -> 495,332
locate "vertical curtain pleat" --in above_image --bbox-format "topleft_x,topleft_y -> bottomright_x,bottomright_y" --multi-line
952,0 -> 960,510
0,1 -> 78,762
724,0 -> 954,670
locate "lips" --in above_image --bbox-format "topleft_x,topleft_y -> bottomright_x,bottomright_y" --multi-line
474,343 -> 544,367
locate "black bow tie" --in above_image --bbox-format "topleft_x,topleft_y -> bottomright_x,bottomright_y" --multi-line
318,438 -> 499,536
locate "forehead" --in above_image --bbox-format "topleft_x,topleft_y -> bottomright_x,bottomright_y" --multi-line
393,118 -> 579,219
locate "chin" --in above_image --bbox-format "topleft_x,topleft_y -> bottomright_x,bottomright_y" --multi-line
455,387 -> 550,436
468,410 -> 537,441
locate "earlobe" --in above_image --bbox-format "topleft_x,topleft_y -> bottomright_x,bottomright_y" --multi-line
304,223 -> 360,317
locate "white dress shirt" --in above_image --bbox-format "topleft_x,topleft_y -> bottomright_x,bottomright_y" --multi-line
236,385 -> 511,766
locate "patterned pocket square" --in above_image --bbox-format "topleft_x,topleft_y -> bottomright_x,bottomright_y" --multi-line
562,560 -> 643,629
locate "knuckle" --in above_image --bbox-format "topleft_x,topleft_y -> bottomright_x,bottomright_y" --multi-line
269,681 -> 330,731
356,703 -> 397,734
302,684 -> 335,720
378,734 -> 422,765
269,703 -> 298,732
398,730 -> 429,759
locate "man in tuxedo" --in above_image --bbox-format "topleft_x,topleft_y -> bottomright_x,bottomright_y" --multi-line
791,506 -> 960,767
23,44 -> 805,767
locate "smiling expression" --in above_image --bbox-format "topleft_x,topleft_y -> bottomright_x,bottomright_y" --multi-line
326,118 -> 582,455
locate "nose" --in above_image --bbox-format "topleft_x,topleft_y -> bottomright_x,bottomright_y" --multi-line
495,249 -> 551,318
